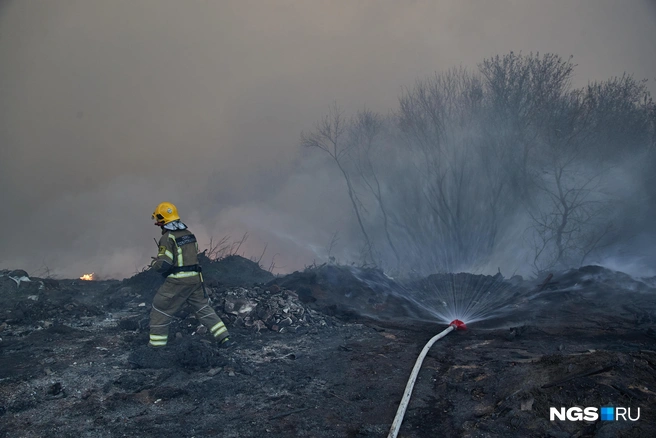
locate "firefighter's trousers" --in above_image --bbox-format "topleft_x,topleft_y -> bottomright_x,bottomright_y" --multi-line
148,276 -> 229,347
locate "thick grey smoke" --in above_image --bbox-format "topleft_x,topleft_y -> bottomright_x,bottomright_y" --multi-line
1,0 -> 655,279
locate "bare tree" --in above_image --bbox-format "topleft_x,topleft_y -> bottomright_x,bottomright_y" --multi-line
396,67 -> 503,270
302,53 -> 654,276
582,74 -> 654,160
350,109 -> 402,272
301,103 -> 376,265
527,73 -> 655,272
528,90 -> 613,272
528,167 -> 614,272
478,52 -> 576,206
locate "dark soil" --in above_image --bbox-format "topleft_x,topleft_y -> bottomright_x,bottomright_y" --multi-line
1,265 -> 655,437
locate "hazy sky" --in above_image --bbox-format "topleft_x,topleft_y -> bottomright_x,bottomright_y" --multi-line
1,0 -> 655,279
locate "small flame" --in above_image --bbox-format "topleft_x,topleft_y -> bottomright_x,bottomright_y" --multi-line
79,273 -> 95,281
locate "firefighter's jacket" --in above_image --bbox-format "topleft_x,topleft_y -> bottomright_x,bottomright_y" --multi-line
151,229 -> 200,279
148,226 -> 229,347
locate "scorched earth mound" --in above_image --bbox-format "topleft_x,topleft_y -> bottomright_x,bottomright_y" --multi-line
1,261 -> 655,437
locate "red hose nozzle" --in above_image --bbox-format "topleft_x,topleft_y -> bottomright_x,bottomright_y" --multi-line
449,319 -> 467,330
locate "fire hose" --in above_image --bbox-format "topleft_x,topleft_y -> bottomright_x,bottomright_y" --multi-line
387,319 -> 467,438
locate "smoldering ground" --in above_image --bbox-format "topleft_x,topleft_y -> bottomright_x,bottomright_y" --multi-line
2,256 -> 656,436
1,0 -> 655,279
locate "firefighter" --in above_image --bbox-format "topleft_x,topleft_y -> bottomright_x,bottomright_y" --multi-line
148,202 -> 234,348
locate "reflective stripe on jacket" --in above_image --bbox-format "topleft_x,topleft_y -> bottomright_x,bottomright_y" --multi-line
151,229 -> 200,277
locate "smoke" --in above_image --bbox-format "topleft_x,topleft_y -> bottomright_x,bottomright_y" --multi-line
1,0 -> 655,278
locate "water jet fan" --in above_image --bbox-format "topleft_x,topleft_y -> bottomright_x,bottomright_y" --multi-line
387,319 -> 467,438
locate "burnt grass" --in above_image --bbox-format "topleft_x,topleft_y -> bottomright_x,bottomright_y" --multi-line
1,260 -> 656,437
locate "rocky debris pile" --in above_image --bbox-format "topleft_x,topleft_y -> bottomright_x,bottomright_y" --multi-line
216,286 -> 331,333
109,284 -> 339,346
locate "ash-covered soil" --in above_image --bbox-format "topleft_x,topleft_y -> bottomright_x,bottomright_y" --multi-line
1,261 -> 656,437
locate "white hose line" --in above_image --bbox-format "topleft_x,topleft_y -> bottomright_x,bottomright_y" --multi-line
387,324 -> 456,438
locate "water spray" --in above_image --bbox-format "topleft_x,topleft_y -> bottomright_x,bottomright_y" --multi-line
387,319 -> 467,438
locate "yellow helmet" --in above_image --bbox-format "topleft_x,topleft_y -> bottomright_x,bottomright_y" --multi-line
152,202 -> 180,225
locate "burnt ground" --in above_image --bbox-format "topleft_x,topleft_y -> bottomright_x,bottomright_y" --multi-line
1,261 -> 656,437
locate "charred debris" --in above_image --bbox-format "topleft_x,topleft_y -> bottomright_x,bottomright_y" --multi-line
1,259 -> 656,437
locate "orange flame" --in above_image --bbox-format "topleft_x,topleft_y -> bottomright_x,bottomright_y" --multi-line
79,273 -> 95,281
